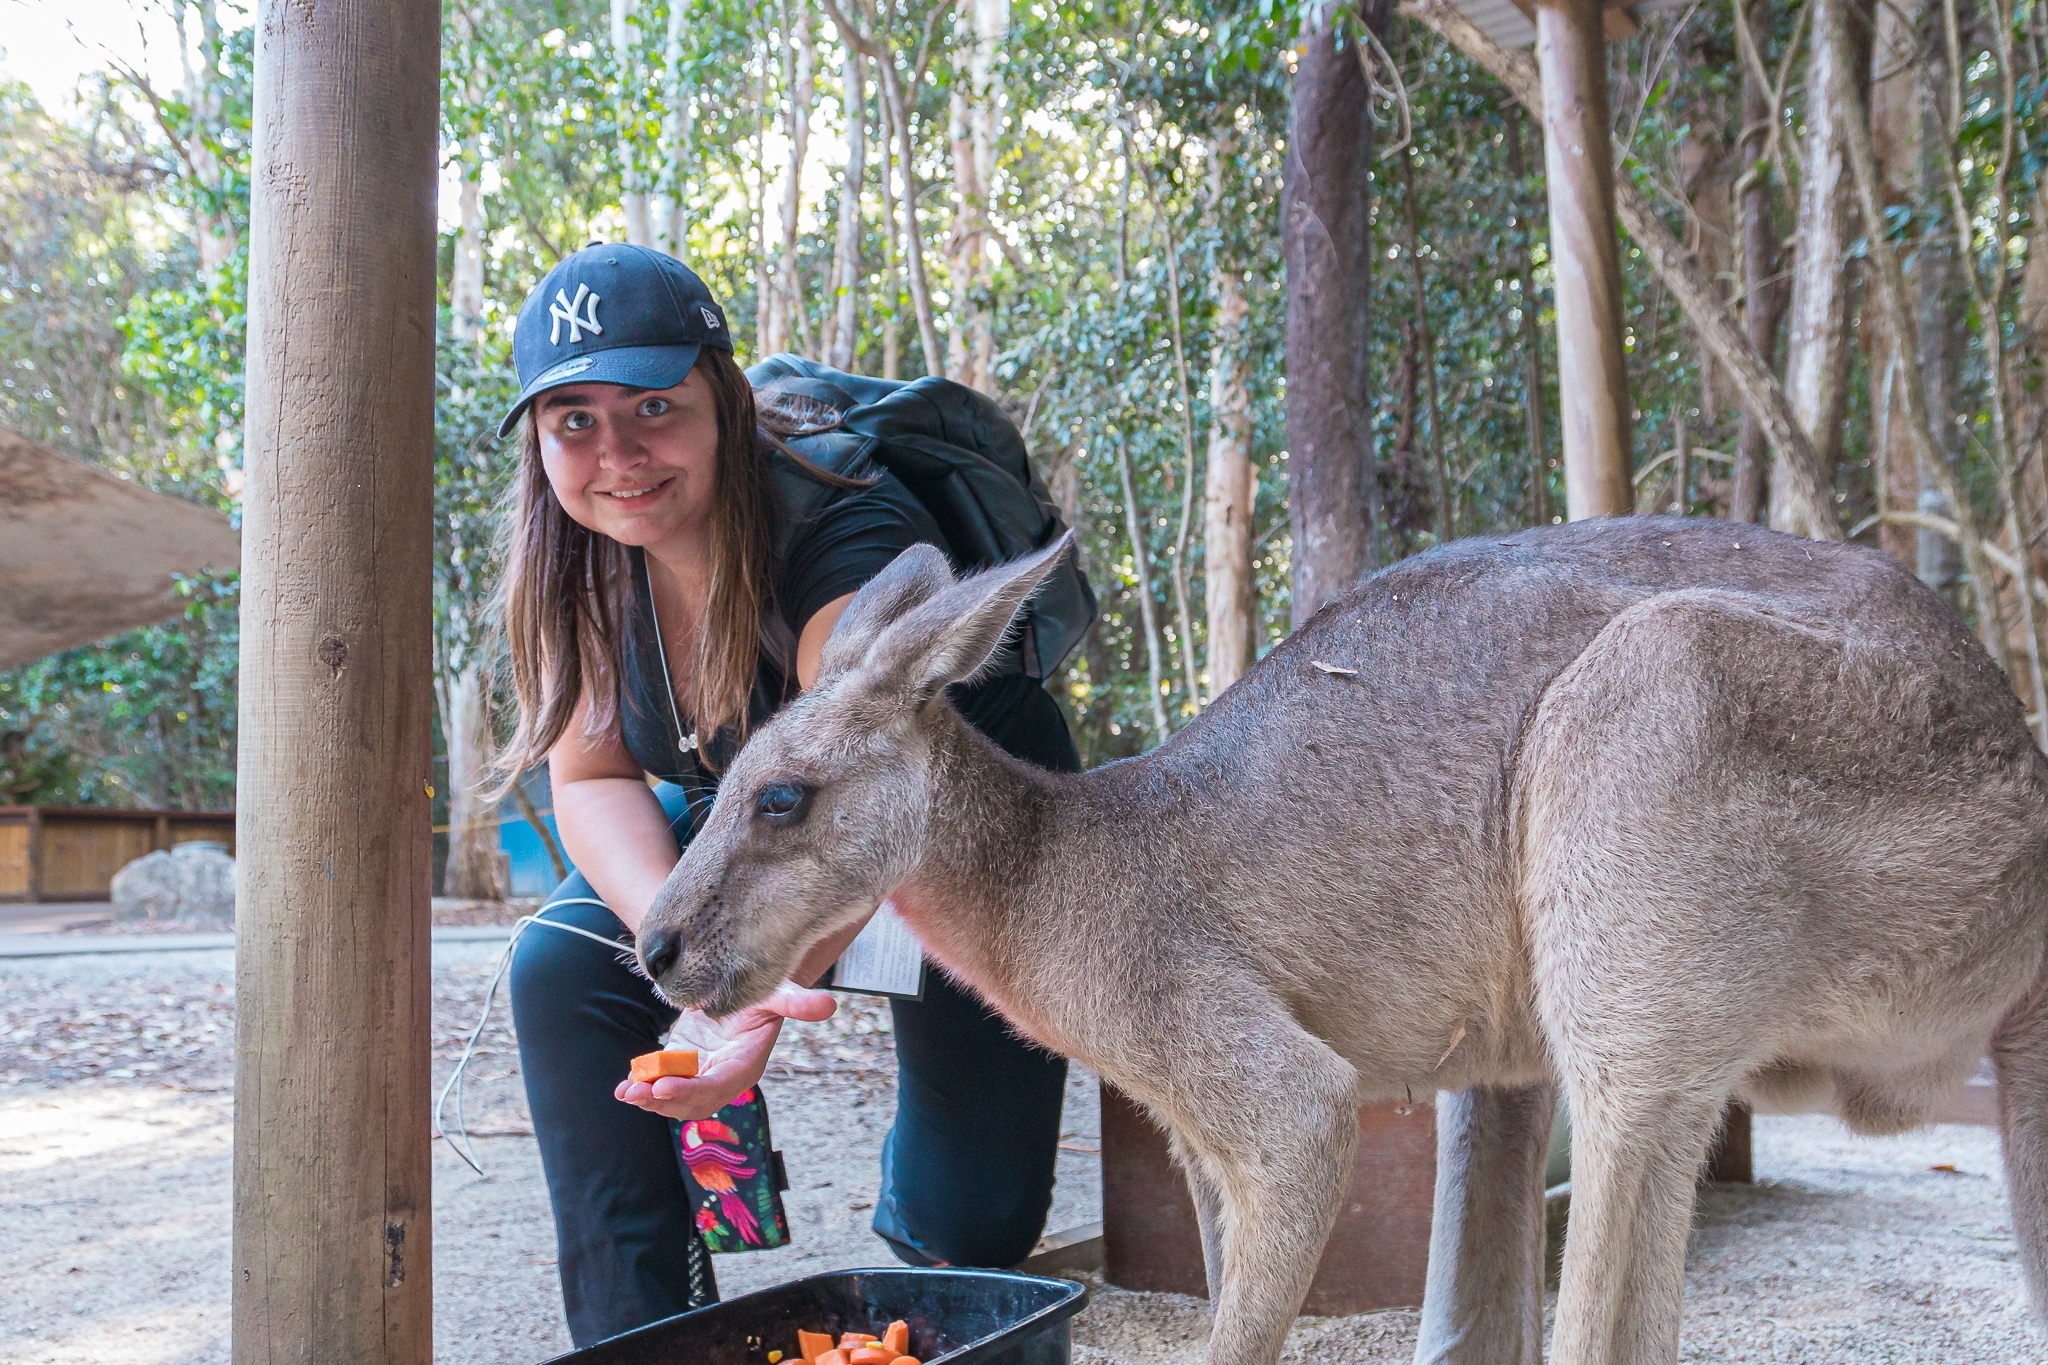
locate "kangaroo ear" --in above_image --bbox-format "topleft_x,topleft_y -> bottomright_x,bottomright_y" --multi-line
819,542 -> 956,679
862,533 -> 1074,702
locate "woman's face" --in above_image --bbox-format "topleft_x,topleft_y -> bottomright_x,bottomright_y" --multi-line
534,369 -> 721,550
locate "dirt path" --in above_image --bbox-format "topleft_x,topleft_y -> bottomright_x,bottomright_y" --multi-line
2,942 -> 2042,1364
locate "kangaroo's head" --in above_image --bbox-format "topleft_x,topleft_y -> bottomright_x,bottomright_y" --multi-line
637,535 -> 1073,1015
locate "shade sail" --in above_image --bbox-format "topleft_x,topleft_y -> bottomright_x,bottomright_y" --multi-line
0,425 -> 241,670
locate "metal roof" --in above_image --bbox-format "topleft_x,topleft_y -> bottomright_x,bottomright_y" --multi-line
1447,0 -> 1538,48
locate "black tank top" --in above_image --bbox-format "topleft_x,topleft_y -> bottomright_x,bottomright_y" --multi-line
616,449 -> 1079,829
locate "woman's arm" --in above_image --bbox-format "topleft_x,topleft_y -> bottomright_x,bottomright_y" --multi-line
614,592 -> 868,1122
546,693 -> 681,937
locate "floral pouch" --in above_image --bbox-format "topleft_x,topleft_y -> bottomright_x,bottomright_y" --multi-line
670,1085 -> 792,1253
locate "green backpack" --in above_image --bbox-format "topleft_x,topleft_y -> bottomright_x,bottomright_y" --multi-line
747,354 -> 1098,680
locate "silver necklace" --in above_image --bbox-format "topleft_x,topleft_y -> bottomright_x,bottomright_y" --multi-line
645,571 -> 700,756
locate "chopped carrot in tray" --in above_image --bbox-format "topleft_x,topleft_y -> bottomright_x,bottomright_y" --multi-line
795,1319 -> 915,1365
628,1050 -> 700,1083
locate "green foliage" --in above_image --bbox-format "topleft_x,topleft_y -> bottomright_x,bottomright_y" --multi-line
0,34 -> 247,810
9,0 -> 2040,799
434,318 -> 524,674
0,575 -> 240,808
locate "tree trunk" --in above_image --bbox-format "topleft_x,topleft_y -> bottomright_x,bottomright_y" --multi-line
172,1 -> 239,276
234,0 -> 438,1360
880,56 -> 944,376
1285,2 -> 1386,627
1400,145 -> 1452,540
1731,0 -> 1784,525
1778,0 -> 1870,526
1505,109 -> 1552,527
767,0 -> 817,357
450,170 -> 485,344
651,0 -> 695,257
2014,181 -> 2048,584
1534,0 -> 1632,519
441,660 -> 507,900
612,0 -> 653,247
945,0 -> 1005,391
878,84 -> 904,379
1868,0 -> 1952,584
1204,144 -> 1257,696
1116,433 -> 1173,742
1678,128 -> 1733,427
1819,0 -> 2013,677
829,46 -> 867,370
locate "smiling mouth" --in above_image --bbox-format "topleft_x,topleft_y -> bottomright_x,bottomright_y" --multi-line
599,478 -> 674,501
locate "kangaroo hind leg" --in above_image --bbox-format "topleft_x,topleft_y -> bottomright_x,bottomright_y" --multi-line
1547,1074 -> 1723,1365
1994,963 -> 2048,1323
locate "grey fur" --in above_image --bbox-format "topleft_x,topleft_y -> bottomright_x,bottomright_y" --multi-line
642,516 -> 2048,1365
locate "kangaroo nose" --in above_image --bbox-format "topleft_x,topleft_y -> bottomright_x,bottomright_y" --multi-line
640,926 -> 683,983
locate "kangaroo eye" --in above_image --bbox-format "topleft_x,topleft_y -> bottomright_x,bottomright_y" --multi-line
754,781 -> 810,823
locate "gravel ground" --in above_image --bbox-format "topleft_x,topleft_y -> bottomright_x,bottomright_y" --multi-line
2,941 -> 2043,1364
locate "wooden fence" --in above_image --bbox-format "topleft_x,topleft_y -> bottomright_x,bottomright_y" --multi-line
0,806 -> 236,902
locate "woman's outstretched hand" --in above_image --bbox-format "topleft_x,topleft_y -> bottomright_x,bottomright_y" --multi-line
613,982 -> 837,1121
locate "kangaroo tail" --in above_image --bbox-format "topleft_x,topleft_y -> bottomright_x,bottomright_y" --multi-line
1994,962 -> 2048,1322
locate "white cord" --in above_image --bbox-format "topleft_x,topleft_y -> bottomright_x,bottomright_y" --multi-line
435,898 -> 636,1176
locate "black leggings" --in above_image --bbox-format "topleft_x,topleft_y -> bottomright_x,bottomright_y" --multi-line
508,785 -> 1070,1347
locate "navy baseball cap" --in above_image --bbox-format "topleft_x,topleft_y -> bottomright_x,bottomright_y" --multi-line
498,243 -> 734,438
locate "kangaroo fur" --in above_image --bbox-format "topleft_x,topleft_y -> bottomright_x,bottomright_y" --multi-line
642,516 -> 2048,1365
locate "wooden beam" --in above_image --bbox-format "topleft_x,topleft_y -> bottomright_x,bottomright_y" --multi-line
1534,0 -> 1633,518
232,1 -> 440,1363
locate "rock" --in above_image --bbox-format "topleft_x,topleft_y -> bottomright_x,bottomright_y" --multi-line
111,842 -> 236,924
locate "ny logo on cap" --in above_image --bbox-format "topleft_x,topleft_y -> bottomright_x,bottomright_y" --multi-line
550,284 -> 603,346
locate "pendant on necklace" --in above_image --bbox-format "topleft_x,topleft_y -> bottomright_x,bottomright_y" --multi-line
680,731 -> 699,754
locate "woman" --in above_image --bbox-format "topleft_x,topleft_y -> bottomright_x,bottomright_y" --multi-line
496,244 -> 1077,1347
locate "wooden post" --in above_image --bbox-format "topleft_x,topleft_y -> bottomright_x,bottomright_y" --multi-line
232,1 -> 440,1364
1534,0 -> 1632,518
1102,1085 -> 1436,1313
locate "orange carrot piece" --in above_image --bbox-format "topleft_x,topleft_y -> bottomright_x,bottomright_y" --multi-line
848,1348 -> 894,1365
881,1322 -> 910,1357
815,1350 -> 850,1365
893,1357 -> 920,1365
838,1334 -> 877,1351
628,1050 -> 700,1083
798,1332 -> 835,1365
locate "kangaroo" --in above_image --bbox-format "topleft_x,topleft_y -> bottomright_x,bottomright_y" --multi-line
637,516 -> 2048,1365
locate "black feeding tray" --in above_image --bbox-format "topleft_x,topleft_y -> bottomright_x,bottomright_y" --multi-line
542,1268 -> 1089,1365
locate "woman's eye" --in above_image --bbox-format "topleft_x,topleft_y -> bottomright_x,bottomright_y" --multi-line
638,397 -> 671,417
754,781 -> 810,823
562,410 -> 594,432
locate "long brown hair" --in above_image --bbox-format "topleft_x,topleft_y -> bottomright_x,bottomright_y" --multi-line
493,348 -> 861,787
